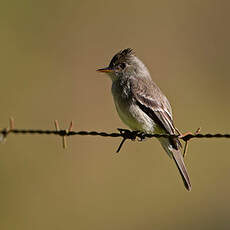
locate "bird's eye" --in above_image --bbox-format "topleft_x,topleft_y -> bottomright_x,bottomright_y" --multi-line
118,63 -> 126,70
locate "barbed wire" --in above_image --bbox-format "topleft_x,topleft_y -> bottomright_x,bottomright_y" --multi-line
1,118 -> 230,154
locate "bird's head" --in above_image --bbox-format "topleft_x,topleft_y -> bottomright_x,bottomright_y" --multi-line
97,48 -> 150,81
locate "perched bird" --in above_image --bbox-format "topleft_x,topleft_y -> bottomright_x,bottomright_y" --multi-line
97,48 -> 191,191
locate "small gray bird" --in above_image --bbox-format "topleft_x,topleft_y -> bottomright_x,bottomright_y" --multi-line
97,48 -> 191,191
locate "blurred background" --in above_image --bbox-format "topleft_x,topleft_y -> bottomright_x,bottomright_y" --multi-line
0,0 -> 230,229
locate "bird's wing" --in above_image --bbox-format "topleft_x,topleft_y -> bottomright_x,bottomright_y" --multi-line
130,77 -> 176,135
130,77 -> 181,149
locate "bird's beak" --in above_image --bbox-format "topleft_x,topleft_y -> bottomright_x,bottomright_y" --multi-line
96,67 -> 113,73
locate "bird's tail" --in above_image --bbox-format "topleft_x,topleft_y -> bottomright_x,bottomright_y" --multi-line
159,137 -> 191,191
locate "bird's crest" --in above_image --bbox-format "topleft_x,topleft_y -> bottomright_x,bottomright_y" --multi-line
109,48 -> 134,68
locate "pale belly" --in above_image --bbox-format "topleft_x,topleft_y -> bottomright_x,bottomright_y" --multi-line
113,95 -> 156,133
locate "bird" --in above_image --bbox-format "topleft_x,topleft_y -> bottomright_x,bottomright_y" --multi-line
97,48 -> 191,191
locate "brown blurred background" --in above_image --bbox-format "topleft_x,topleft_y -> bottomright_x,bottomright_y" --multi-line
0,0 -> 230,229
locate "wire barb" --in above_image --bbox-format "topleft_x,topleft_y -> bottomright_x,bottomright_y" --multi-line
179,128 -> 201,157
53,120 -> 74,149
0,117 -> 15,143
54,120 -> 67,149
116,129 -> 140,153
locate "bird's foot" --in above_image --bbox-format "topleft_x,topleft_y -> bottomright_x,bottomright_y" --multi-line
136,132 -> 148,142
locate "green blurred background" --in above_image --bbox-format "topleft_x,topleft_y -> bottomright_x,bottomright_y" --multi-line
0,0 -> 230,229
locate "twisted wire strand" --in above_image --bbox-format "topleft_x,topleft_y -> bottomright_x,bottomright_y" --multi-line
1,117 -> 230,151
1,128 -> 230,140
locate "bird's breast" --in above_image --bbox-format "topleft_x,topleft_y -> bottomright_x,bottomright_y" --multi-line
111,81 -> 155,132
